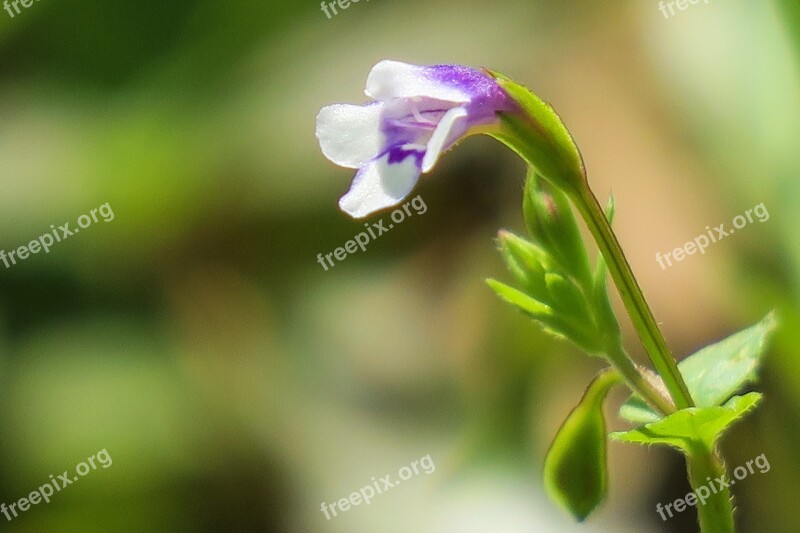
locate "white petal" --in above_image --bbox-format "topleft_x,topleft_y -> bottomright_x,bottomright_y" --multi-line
365,60 -> 470,103
316,103 -> 384,168
422,107 -> 468,172
339,152 -> 421,218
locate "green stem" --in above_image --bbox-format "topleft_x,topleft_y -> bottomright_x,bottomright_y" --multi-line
572,185 -> 695,411
605,342 -> 674,415
686,442 -> 735,533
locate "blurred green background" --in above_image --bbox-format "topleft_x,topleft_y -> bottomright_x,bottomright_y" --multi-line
0,0 -> 797,531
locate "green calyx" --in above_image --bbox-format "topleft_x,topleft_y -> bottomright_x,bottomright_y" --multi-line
487,70 -> 588,197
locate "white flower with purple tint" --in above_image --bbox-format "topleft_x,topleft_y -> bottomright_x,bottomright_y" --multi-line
316,60 -> 516,218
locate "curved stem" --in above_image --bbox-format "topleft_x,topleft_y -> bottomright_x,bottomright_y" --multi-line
686,442 -> 735,533
572,185 -> 695,411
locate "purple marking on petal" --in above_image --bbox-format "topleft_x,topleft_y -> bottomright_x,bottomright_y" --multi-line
426,65 -> 496,93
386,146 -> 425,167
366,65 -> 517,175
420,64 -> 518,130
427,65 -> 512,106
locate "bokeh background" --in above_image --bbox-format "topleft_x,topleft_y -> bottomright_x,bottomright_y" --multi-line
0,0 -> 798,531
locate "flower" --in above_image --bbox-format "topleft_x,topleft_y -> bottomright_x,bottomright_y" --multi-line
316,60 -> 516,218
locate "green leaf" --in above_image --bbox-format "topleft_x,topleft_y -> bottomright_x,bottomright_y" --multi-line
610,392 -> 762,451
619,313 -> 777,424
544,370 -> 621,522
678,312 -> 776,407
544,272 -> 592,324
486,71 -> 587,196
486,278 -> 599,353
591,194 -> 620,336
592,193 -> 615,286
486,278 -> 553,317
496,230 -> 552,300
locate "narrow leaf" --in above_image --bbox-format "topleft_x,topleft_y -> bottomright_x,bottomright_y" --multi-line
496,230 -> 552,300
487,279 -> 600,353
591,194 -> 619,335
544,272 -> 592,323
486,278 -> 554,319
592,193 -> 615,285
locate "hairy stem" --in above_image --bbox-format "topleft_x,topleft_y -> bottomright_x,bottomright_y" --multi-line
686,442 -> 735,533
